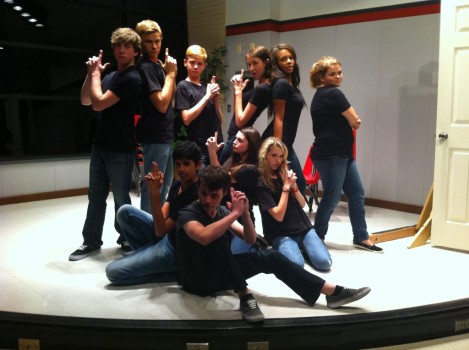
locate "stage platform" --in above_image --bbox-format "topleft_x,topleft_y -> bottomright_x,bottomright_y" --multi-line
1,194 -> 468,349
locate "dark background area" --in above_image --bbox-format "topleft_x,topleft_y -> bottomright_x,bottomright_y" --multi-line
0,0 -> 188,159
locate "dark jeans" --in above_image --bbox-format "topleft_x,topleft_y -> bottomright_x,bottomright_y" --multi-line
81,145 -> 134,248
234,250 -> 325,305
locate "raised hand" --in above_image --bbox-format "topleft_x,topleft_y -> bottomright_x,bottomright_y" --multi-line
205,131 -> 224,153
86,50 -> 110,74
206,75 -> 221,101
145,162 -> 164,196
230,68 -> 249,94
229,187 -> 247,218
163,48 -> 177,77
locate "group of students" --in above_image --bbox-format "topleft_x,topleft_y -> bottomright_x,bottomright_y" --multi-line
69,19 -> 382,323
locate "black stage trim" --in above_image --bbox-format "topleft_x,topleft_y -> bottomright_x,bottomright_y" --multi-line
1,297 -> 469,349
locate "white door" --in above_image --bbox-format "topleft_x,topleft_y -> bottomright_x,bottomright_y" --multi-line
432,0 -> 469,251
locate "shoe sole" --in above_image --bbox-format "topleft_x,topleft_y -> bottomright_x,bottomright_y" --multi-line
68,248 -> 101,261
327,287 -> 371,309
242,314 -> 265,323
353,243 -> 384,254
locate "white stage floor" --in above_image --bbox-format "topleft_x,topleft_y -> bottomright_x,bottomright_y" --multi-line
1,192 -> 469,348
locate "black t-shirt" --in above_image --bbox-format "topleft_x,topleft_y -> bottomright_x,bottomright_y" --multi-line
221,164 -> 259,224
175,80 -> 221,151
310,86 -> 353,160
262,78 -> 304,147
135,56 -> 174,144
176,201 -> 245,296
166,179 -> 198,246
226,82 -> 271,138
94,66 -> 141,152
257,177 -> 312,244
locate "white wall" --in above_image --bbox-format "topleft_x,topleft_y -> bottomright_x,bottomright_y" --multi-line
0,0 -> 437,207
0,158 -> 89,197
225,2 -> 438,206
226,0 -> 426,24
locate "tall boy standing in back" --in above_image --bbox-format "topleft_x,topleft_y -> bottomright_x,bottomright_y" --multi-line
135,19 -> 178,213
70,28 -> 142,261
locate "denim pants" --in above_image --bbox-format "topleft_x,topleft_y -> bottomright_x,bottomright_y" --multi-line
272,228 -> 332,271
234,250 -> 326,305
106,204 -> 176,285
288,147 -> 306,195
140,143 -> 173,214
313,157 -> 369,242
81,145 -> 133,248
220,134 -> 235,165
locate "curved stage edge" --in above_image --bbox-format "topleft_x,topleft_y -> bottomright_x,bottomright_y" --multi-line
1,298 -> 469,349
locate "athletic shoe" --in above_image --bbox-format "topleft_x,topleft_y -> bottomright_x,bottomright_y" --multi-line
240,293 -> 265,323
353,241 -> 383,253
326,287 -> 371,309
69,245 -> 100,261
121,241 -> 133,256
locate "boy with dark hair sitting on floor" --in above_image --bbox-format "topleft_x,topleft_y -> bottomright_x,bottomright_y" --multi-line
106,141 -> 202,285
176,165 -> 371,323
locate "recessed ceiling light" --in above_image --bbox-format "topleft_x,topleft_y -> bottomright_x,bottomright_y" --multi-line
35,23 -> 44,28
21,12 -> 30,17
12,5 -> 22,11
4,0 -> 15,4
28,18 -> 37,23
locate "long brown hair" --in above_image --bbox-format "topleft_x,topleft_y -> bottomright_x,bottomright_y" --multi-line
224,127 -> 261,177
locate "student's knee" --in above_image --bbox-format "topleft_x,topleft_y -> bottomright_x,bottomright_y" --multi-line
116,204 -> 132,224
311,257 -> 332,272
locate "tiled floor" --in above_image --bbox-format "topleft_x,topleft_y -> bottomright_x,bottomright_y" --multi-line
1,193 -> 469,348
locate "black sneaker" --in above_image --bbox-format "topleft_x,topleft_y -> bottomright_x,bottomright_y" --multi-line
240,294 -> 265,323
121,241 -> 133,256
326,287 -> 371,309
353,241 -> 383,254
69,245 -> 100,261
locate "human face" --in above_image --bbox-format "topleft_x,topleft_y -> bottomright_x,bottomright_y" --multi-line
246,55 -> 266,81
266,146 -> 285,174
141,32 -> 162,61
113,43 -> 138,70
174,159 -> 200,184
276,49 -> 295,76
232,131 -> 249,156
184,55 -> 206,80
321,64 -> 342,87
198,184 -> 224,216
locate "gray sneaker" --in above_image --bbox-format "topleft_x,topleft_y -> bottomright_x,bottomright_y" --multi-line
326,287 -> 371,309
240,294 -> 265,323
69,245 -> 100,261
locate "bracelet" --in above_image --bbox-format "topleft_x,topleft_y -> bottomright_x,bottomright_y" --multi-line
292,186 -> 299,193
282,188 -> 290,192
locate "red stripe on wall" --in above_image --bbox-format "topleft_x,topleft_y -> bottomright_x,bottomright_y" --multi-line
226,3 -> 440,36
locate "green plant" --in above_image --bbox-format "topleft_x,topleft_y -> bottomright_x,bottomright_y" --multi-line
201,46 -> 229,95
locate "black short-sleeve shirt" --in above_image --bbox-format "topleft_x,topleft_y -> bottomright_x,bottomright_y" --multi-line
257,177 -> 312,244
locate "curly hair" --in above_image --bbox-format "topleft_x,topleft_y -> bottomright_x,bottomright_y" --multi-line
173,141 -> 201,163
309,56 -> 341,88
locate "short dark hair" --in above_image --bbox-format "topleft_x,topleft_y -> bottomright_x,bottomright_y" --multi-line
173,141 -> 201,163
198,166 -> 230,193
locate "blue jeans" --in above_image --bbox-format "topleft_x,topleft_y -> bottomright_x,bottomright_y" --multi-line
220,135 -> 234,165
106,204 -> 177,285
231,235 -> 258,254
288,147 -> 306,195
313,157 -> 368,242
272,229 -> 332,271
81,145 -> 133,248
140,143 -> 173,214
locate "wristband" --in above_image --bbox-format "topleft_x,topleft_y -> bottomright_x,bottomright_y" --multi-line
292,186 -> 299,193
282,187 -> 290,192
